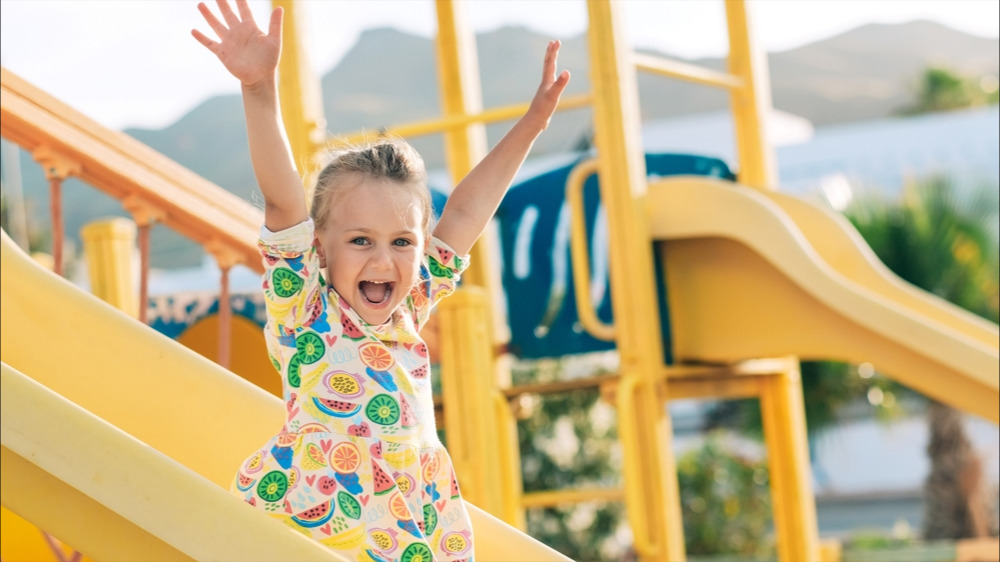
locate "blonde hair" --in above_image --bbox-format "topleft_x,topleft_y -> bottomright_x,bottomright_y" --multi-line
310,138 -> 432,236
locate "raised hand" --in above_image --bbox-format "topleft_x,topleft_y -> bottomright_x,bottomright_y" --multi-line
191,0 -> 283,88
526,40 -> 571,131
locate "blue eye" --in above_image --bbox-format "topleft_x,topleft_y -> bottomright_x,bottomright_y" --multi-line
393,239 -> 411,247
350,237 -> 369,246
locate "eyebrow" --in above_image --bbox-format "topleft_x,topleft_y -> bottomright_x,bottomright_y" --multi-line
344,227 -> 418,237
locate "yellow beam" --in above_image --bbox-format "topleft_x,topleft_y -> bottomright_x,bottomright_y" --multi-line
433,0 -> 490,289
521,488 -> 624,509
585,2 -> 684,560
437,288 -> 504,517
725,0 -> 777,189
272,0 -> 327,178
633,52 -> 744,90
325,93 -> 592,148
433,0 -> 523,527
80,218 -> 139,318
759,368 -> 821,562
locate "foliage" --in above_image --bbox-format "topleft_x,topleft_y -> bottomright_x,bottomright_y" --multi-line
897,65 -> 1000,116
701,175 -> 999,545
514,355 -> 787,560
846,177 -> 999,540
842,528 -> 915,552
846,177 -> 999,323
704,361 -> 904,439
709,176 -> 998,433
514,355 -> 628,561
677,432 -> 773,558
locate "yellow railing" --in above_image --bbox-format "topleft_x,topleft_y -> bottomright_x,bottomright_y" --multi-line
1,65 -> 263,369
0,68 -> 263,271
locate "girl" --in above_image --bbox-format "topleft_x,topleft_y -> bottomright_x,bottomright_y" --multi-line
192,1 -> 569,560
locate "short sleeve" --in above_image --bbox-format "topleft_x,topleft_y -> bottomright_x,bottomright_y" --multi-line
258,219 -> 325,335
406,237 -> 470,331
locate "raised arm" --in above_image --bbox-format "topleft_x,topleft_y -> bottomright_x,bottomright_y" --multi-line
192,0 -> 307,231
433,40 -> 570,256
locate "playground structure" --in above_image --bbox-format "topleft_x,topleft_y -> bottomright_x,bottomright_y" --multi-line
1,1 -> 998,561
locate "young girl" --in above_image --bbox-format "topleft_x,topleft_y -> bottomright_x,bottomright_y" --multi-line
192,1 -> 569,560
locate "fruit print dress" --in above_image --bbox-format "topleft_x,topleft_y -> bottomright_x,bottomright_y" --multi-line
232,219 -> 475,562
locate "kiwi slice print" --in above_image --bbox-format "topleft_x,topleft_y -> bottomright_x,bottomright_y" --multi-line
365,394 -> 401,425
296,332 -> 325,364
272,268 -> 303,298
401,543 -> 434,562
428,258 -> 453,279
257,470 -> 289,502
287,354 -> 302,388
337,491 -> 362,520
422,503 -> 438,535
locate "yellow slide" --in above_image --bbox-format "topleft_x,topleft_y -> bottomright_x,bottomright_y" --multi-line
648,176 -> 999,423
0,230 -> 571,562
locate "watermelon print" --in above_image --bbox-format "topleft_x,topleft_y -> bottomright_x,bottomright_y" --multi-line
230,219 -> 474,560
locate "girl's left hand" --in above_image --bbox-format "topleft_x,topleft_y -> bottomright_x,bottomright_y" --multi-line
526,40 -> 571,131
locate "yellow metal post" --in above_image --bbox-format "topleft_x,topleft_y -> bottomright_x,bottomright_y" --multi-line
433,0 -> 502,296
586,2 -> 685,560
727,3 -> 820,558
436,288 -> 503,515
759,365 -> 821,562
80,218 -> 138,318
272,0 -> 326,179
725,0 -> 777,190
433,0 -> 523,526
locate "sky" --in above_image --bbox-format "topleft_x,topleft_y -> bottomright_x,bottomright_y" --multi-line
1,0 -> 998,132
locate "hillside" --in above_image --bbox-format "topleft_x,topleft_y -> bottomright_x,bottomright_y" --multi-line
8,20 -> 999,268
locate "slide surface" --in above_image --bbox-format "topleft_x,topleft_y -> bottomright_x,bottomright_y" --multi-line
0,231 -> 571,562
648,176 -> 999,423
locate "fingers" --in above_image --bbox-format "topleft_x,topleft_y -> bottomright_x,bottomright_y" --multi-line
196,0 -> 267,46
216,0 -> 240,27
267,6 -> 284,41
553,69 -> 571,90
542,40 -> 561,83
550,69 -> 571,99
191,28 -> 218,52
236,0 -> 257,25
196,2 -> 228,40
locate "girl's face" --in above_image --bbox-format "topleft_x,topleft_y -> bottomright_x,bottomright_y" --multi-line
315,178 -> 426,326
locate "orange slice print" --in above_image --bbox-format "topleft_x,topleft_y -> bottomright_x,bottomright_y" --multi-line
422,451 -> 441,482
388,491 -> 411,521
330,441 -> 362,474
359,342 -> 395,371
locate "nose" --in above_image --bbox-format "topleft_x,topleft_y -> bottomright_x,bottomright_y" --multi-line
369,244 -> 393,270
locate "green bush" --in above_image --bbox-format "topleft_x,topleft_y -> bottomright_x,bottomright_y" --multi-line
678,431 -> 774,558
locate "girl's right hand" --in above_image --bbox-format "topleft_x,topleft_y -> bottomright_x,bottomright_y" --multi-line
191,0 -> 283,88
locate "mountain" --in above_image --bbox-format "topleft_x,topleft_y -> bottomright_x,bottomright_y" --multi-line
769,20 -> 1000,125
9,20 -> 999,268
133,20 -> 1000,168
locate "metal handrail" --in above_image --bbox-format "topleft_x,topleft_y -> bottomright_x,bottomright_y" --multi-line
565,158 -> 616,341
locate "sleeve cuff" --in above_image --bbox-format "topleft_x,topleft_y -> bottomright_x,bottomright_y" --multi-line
259,218 -> 315,253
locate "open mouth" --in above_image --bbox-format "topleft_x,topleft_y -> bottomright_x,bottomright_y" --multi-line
359,280 -> 394,305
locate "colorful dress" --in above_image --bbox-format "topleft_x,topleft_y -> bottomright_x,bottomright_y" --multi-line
231,219 -> 475,562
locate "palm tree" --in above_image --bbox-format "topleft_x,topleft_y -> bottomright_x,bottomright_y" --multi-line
845,177 -> 999,540
897,65 -> 999,115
